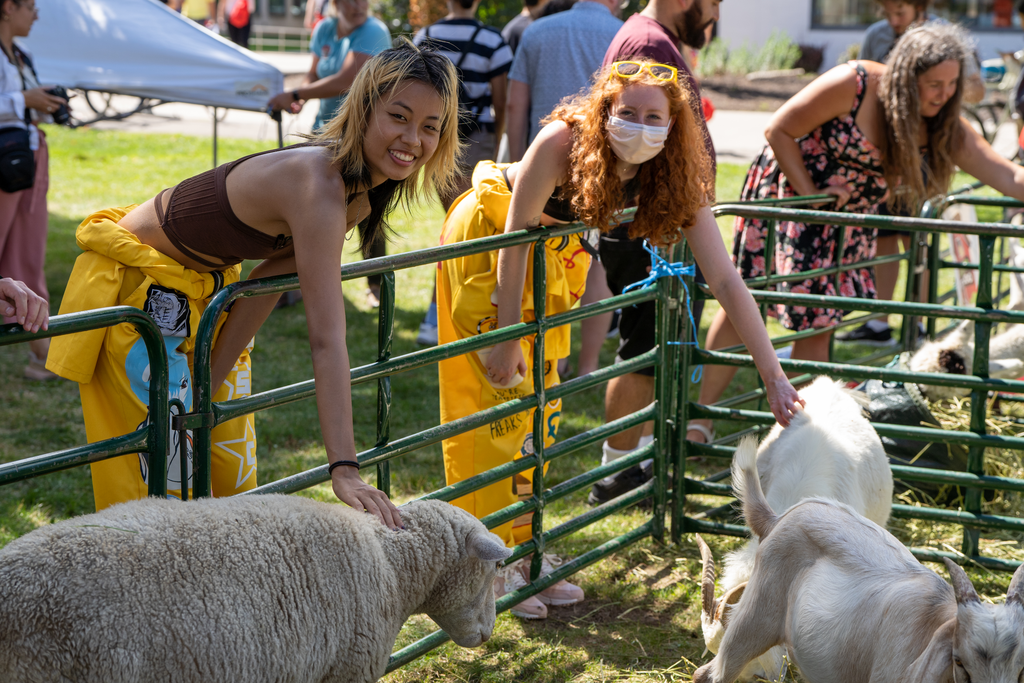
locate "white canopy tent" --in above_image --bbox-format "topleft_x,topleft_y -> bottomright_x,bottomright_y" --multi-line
21,0 -> 286,160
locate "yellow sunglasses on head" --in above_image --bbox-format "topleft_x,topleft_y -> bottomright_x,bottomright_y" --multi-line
610,61 -> 678,83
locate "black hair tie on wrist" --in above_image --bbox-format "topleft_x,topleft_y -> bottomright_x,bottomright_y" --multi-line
328,459 -> 360,475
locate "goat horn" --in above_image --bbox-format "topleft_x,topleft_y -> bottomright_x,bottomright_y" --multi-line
943,558 -> 980,605
695,533 -> 718,618
1007,561 -> 1024,607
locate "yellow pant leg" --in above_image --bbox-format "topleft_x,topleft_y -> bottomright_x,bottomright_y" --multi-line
84,358 -> 150,511
209,343 -> 258,496
438,183 -> 574,547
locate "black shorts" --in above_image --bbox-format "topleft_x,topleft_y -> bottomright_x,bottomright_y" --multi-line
874,192 -> 911,239
599,228 -> 705,377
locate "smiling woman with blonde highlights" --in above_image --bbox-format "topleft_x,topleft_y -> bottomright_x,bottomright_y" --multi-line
46,42 -> 460,527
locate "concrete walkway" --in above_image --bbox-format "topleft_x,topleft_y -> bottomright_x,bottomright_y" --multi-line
706,110 -> 772,166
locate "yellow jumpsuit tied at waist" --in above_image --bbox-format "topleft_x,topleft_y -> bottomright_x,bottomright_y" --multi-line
437,161 -> 591,547
46,207 -> 258,510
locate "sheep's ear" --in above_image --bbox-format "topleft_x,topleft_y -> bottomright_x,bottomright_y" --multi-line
1005,561 -> 1024,607
466,529 -> 512,562
944,558 -> 980,604
906,618 -> 957,683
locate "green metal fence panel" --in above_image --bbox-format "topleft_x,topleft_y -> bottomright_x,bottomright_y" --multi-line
0,306 -> 171,497
175,211 -> 672,668
10,192 -> 1024,672
676,201 -> 1024,570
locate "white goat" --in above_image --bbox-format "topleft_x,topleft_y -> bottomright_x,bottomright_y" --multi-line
697,377 -> 893,681
911,321 -> 1024,401
693,436 -> 1024,683
0,495 -> 512,683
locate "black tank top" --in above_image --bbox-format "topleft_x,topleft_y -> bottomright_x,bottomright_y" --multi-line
500,166 -> 640,223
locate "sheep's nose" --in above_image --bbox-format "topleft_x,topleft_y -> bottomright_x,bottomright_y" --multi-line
479,629 -> 490,644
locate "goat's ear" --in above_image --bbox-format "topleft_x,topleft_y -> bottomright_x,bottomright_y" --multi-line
1006,561 -> 1024,607
944,558 -> 980,604
718,582 -> 747,628
466,529 -> 513,562
938,350 -> 967,375
906,619 -> 957,683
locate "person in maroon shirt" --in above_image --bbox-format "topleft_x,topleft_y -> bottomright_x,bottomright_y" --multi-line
589,0 -> 721,506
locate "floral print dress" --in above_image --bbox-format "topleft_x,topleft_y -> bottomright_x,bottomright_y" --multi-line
732,62 -> 889,331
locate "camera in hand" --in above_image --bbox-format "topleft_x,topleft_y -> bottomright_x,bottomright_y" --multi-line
45,86 -> 70,125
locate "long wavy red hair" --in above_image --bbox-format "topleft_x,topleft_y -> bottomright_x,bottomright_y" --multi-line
543,60 -> 714,245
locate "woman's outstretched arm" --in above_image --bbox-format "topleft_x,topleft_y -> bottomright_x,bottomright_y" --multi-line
954,117 -> 1024,200
685,206 -> 804,426
214,165 -> 401,529
290,191 -> 402,529
485,121 -> 572,386
764,62 -> 867,207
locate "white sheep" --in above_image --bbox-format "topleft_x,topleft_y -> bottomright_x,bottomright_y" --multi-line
911,321 -> 1024,400
697,377 -> 893,681
693,436 -> 1024,683
0,494 -> 512,683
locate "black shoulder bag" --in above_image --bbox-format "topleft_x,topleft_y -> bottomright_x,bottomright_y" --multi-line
0,43 -> 34,193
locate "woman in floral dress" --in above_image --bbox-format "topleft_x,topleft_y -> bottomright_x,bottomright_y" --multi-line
688,23 -> 1024,443
733,62 -> 887,332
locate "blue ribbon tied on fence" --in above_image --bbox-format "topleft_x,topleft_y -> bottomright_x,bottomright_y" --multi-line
620,240 -> 703,383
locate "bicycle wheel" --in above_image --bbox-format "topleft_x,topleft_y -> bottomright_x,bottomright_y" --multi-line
964,104 -> 999,142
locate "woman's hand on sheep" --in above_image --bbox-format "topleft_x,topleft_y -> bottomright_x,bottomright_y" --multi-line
332,467 -> 403,529
484,340 -> 527,387
766,374 -> 804,428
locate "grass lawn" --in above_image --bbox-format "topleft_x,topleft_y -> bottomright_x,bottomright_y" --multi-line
1,126 -> 1020,682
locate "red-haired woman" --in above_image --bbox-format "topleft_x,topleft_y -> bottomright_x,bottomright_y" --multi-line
436,59 -> 803,619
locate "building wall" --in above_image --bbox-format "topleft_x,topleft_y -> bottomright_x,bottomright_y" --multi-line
719,0 -> 1024,71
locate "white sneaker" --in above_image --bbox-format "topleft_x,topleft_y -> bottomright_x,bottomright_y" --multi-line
494,560 -> 547,619
416,321 -> 438,346
519,554 -> 585,606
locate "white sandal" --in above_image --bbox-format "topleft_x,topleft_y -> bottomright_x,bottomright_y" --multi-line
685,422 -> 714,444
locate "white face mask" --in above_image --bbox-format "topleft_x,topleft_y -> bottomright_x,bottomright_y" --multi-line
606,115 -> 671,165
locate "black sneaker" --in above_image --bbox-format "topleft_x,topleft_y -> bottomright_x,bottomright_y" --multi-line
835,322 -> 897,347
587,460 -> 653,506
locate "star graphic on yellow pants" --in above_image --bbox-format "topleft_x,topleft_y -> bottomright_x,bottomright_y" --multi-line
214,417 -> 257,489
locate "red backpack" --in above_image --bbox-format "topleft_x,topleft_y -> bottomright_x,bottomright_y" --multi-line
229,0 -> 249,28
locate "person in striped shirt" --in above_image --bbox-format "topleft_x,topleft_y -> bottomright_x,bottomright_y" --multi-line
414,1 -> 513,208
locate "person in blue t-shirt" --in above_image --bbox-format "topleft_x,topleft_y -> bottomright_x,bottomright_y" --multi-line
268,0 -> 391,131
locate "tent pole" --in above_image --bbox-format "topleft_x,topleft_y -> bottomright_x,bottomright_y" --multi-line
212,107 -> 218,168
277,118 -> 283,149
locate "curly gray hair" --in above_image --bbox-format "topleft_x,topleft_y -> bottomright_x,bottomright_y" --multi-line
878,22 -> 970,212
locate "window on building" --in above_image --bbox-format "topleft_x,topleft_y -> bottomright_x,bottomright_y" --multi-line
811,0 -> 1023,29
